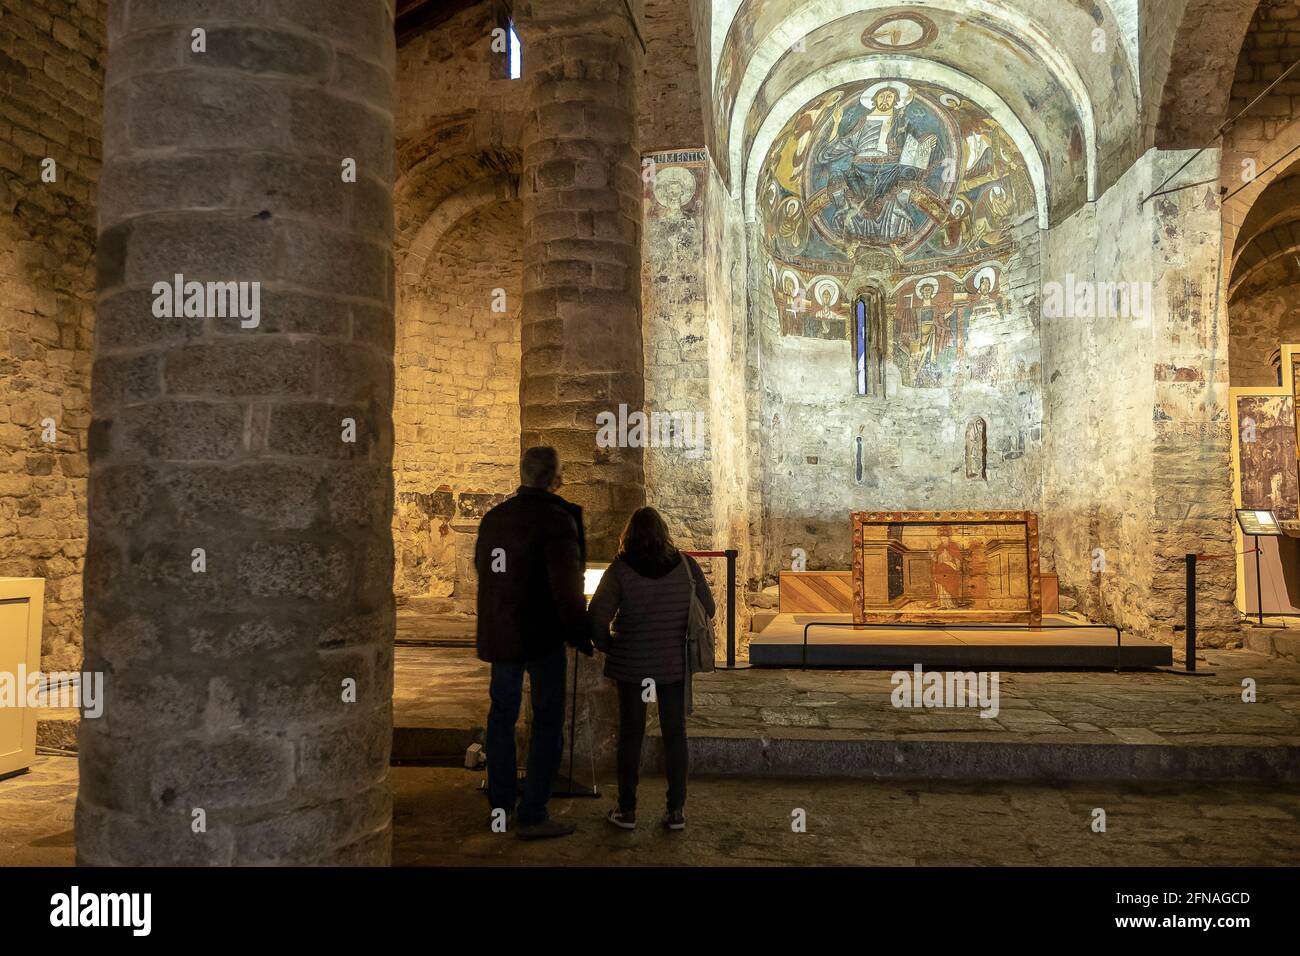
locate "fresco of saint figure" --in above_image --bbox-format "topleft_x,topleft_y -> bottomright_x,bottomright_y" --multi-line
968,266 -> 1003,324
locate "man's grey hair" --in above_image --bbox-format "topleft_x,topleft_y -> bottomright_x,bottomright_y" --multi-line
521,446 -> 560,489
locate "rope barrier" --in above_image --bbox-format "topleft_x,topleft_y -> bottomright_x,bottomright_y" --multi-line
1195,548 -> 1259,561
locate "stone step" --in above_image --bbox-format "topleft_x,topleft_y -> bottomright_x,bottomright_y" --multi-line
644,730 -> 1300,783
1243,627 -> 1300,663
37,710 -> 80,751
45,714 -> 489,765
392,724 -> 483,761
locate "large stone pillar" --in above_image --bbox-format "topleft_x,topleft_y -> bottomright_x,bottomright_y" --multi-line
515,1 -> 645,776
517,0 -> 646,561
79,0 -> 397,865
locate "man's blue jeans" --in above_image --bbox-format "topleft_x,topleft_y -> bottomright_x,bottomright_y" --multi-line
486,645 -> 568,826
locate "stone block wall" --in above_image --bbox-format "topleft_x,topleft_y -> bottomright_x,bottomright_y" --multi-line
395,1 -> 519,145
640,0 -> 705,151
1223,0 -> 1300,166
0,0 -> 104,671
1041,148 -> 1235,644
393,199 -> 520,606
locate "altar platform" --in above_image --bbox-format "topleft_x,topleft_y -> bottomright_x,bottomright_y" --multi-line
747,613 -> 1173,669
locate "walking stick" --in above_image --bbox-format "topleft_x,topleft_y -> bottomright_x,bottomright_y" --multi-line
552,646 -> 599,798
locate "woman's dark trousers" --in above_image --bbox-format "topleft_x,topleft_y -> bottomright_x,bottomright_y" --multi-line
616,679 -> 687,813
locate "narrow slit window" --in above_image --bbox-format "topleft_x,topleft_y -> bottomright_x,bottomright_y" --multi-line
508,21 -> 521,79
490,14 -> 522,80
854,296 -> 868,396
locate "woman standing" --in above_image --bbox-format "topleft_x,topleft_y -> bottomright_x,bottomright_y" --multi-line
588,507 -> 716,831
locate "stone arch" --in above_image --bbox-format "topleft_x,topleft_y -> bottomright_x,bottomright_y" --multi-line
397,174 -> 519,289
1230,171 -> 1300,270
1222,116 -> 1300,261
1153,0 -> 1262,148
392,115 -> 521,260
1229,223 -> 1300,297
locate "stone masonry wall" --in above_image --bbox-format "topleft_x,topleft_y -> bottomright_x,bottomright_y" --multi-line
1223,0 -> 1300,169
1041,148 -> 1235,645
393,199 -> 521,607
0,0 -> 104,671
640,0 -> 704,151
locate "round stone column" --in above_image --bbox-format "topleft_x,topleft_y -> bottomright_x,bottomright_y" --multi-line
80,0 -> 397,865
516,0 -> 646,562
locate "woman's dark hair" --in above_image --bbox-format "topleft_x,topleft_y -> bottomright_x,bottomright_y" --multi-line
617,507 -> 678,568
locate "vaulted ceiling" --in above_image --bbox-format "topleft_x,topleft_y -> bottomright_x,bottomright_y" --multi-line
707,0 -> 1143,225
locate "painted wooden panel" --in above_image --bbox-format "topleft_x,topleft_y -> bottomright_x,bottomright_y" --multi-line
851,511 -> 1041,626
779,571 -> 854,613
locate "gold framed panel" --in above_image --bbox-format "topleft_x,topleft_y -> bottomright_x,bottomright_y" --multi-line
850,511 -> 1041,626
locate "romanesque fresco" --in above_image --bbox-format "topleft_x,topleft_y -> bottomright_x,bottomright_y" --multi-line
758,77 -> 1034,388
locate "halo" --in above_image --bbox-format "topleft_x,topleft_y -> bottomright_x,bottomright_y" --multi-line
811,276 -> 841,306
780,269 -> 802,295
652,166 -> 696,208
860,80 -> 912,110
914,276 -> 939,298
970,266 -> 999,291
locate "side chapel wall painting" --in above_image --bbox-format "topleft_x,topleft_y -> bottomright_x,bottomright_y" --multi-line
851,511 -> 1041,626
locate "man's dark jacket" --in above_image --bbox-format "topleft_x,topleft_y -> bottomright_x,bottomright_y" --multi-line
474,485 -> 590,663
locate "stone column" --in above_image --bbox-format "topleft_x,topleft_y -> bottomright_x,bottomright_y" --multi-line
515,1 -> 645,775
516,0 -> 646,562
80,0 -> 397,865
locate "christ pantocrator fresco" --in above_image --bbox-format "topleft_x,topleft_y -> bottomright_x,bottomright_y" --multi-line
759,77 -> 1034,389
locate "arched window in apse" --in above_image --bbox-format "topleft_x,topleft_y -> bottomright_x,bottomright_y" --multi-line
854,290 -> 886,397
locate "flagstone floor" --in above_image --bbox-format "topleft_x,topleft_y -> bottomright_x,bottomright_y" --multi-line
391,641 -> 1300,748
4,756 -> 1297,867
390,766 -> 1300,866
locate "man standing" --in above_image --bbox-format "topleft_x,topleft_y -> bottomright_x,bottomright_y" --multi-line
475,446 -> 592,839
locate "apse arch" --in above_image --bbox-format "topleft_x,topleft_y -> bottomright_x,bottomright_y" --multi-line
743,57 -> 1049,229
715,0 -> 1132,205
1231,172 -> 1300,264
